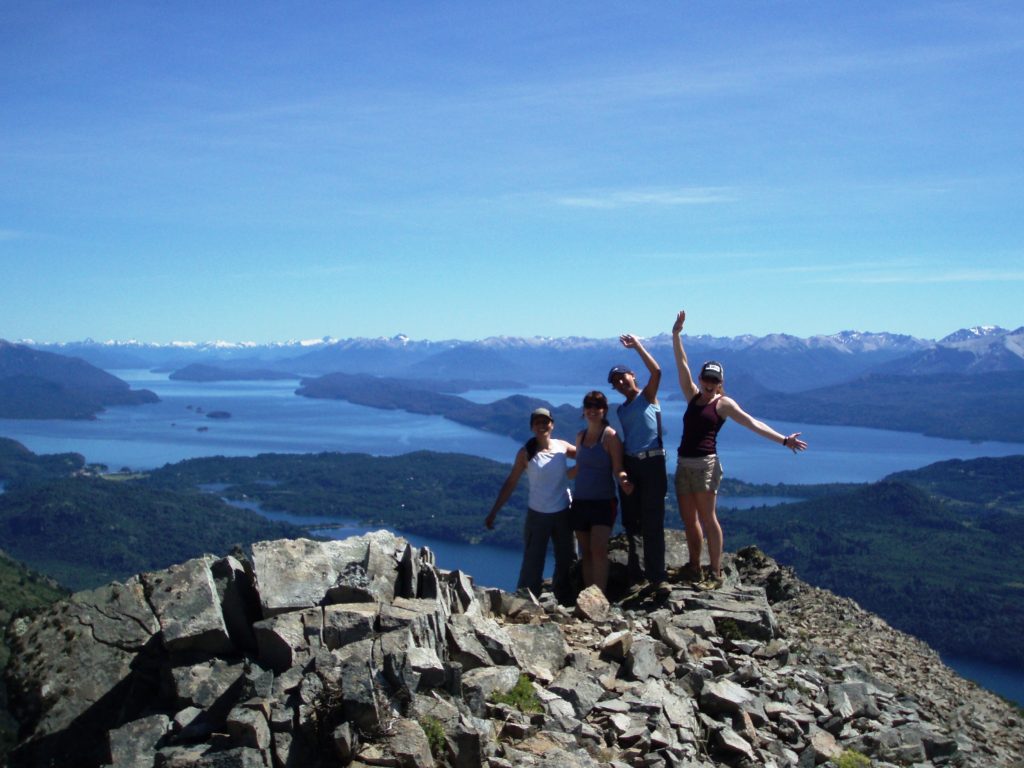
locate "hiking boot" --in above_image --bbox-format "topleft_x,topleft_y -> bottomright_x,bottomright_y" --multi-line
698,571 -> 723,591
628,579 -> 651,595
679,562 -> 703,582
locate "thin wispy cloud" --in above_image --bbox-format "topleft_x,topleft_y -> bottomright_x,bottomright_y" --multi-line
819,269 -> 1024,285
745,260 -> 923,276
556,188 -> 737,209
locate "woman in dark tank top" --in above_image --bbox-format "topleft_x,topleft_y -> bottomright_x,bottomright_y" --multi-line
571,391 -> 633,594
671,310 -> 808,587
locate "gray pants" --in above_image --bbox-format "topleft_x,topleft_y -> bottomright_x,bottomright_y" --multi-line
517,507 -> 576,603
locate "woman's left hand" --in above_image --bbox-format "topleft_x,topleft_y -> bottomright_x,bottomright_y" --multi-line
783,433 -> 808,453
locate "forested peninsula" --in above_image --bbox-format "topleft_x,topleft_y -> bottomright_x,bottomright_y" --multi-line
296,372 -> 583,441
745,371 -> 1024,443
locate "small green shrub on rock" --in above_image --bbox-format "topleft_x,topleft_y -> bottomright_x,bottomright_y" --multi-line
420,716 -> 446,758
489,674 -> 542,713
835,749 -> 872,768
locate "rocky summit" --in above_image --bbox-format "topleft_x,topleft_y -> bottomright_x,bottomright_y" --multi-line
4,531 -> 1023,768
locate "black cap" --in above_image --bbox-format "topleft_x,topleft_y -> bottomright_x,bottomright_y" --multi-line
607,364 -> 632,383
700,361 -> 724,381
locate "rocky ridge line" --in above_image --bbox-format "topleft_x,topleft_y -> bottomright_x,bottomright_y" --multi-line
4,531 -> 1022,768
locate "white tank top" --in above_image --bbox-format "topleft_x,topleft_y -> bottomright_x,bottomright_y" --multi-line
526,445 -> 571,513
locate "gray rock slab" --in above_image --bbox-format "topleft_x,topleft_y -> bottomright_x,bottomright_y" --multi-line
547,667 -> 604,719
448,617 -> 494,672
171,658 -> 246,711
699,678 -> 757,716
600,630 -> 633,662
681,590 -> 779,640
253,607 -> 321,673
226,705 -> 271,751
624,637 -> 663,681
505,622 -> 569,682
76,576 -> 162,649
714,725 -> 755,760
109,713 -> 171,766
144,556 -> 234,654
252,532 -> 406,616
210,555 -> 259,652
323,603 -> 378,649
388,719 -> 435,768
406,645 -> 447,690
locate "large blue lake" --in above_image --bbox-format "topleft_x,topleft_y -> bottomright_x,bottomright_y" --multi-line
1,370 -> 1022,703
1,371 -> 1019,483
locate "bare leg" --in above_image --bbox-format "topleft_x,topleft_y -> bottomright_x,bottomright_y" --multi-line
693,490 -> 723,576
677,493 -> 704,570
576,531 -> 593,588
590,525 -> 612,594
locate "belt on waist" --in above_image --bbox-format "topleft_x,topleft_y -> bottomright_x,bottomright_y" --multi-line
627,448 -> 666,460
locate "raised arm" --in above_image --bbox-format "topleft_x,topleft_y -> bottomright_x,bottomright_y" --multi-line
672,310 -> 699,402
620,334 -> 661,403
716,397 -> 808,453
485,449 -> 529,529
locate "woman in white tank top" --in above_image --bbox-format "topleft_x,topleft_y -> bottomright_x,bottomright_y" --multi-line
485,407 -> 577,602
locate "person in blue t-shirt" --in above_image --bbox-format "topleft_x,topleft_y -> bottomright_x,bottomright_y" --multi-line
608,334 -> 668,589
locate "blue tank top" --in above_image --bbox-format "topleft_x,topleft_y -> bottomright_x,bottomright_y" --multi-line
574,427 -> 615,500
617,394 -> 661,454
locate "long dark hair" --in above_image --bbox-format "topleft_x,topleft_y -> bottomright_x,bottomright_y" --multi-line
583,390 -> 610,427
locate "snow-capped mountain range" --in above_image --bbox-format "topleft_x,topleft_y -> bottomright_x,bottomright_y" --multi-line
11,326 -> 1021,393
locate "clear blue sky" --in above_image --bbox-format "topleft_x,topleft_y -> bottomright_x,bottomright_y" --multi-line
2,2 -> 1022,343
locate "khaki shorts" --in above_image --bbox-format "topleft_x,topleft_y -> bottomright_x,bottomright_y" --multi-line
674,454 -> 723,495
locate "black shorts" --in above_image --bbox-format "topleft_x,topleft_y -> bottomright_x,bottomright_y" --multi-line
570,498 -> 618,532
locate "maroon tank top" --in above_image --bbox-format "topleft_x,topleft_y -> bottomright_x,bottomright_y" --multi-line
678,395 -> 726,457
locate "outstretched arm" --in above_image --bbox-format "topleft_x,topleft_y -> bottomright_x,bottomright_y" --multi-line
620,334 -> 661,403
672,310 -> 699,402
485,449 -> 528,529
717,397 -> 808,453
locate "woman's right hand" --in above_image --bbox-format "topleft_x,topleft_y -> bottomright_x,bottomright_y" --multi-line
672,310 -> 686,335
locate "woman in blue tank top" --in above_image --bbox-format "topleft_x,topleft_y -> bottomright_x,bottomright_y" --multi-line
571,391 -> 633,594
672,310 -> 808,587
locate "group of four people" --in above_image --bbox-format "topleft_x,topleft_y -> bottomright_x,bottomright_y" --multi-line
485,311 -> 808,601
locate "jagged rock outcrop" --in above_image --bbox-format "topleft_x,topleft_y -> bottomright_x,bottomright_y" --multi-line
5,530 -> 1023,767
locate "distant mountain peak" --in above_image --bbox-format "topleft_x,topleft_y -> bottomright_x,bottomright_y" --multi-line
940,326 -> 1007,344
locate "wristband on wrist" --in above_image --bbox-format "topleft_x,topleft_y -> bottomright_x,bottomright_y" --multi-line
782,436 -> 789,447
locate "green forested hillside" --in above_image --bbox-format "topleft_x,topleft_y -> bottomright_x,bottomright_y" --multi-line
0,341 -> 159,419
744,371 -> 1024,442
0,437 -> 85,484
147,451 -> 528,547
0,478 -> 304,590
723,480 -> 1024,665
885,455 -> 1024,510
